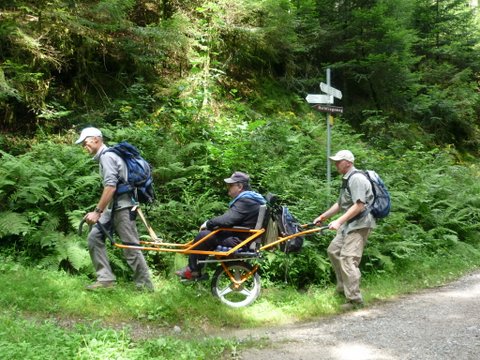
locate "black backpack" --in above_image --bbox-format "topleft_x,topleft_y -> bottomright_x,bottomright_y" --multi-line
278,206 -> 305,253
345,170 -> 391,219
106,142 -> 155,204
266,194 -> 304,253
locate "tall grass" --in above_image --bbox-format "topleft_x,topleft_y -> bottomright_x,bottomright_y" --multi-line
0,310 -> 239,360
1,241 -> 479,359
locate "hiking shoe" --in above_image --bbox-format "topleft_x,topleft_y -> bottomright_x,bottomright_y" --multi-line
86,281 -> 115,290
341,301 -> 364,311
175,266 -> 201,280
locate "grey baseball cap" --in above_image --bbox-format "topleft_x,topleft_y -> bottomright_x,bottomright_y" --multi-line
224,171 -> 250,184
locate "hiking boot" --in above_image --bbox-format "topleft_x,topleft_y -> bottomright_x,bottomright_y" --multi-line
341,300 -> 364,311
86,281 -> 115,290
175,266 -> 201,280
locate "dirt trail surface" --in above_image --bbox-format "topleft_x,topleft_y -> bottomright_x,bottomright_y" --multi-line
236,271 -> 480,360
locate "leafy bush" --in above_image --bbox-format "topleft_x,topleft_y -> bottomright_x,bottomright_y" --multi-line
0,141 -> 98,272
2,107 -> 480,290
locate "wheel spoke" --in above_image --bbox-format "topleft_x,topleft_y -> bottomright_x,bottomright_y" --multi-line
218,285 -> 233,297
238,288 -> 252,297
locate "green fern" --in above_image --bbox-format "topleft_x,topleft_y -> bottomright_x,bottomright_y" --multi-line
363,246 -> 394,272
0,211 -> 32,237
57,235 -> 91,272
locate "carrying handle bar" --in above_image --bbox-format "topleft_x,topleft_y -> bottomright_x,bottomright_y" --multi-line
78,219 -> 115,245
301,223 -> 328,229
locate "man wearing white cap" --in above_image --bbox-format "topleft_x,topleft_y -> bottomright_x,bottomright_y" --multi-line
313,150 -> 375,310
75,127 -> 153,291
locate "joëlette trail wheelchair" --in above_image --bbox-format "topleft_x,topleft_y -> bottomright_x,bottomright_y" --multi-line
79,198 -> 328,308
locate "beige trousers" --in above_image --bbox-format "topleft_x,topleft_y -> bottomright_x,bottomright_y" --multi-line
327,228 -> 371,303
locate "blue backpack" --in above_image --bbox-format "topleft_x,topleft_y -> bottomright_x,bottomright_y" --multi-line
346,170 -> 391,219
106,142 -> 155,204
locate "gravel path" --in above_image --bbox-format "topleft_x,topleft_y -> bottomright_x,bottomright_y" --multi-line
237,271 -> 480,360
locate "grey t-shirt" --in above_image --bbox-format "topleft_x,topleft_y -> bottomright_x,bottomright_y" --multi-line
94,144 -> 135,210
338,167 -> 376,234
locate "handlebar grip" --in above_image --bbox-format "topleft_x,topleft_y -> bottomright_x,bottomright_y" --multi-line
301,223 -> 325,228
78,219 -> 88,236
78,219 -> 115,245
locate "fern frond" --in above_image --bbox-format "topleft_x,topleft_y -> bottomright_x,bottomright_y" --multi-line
63,237 -> 90,271
67,210 -> 89,233
38,230 -> 62,249
0,211 -> 32,237
38,255 -> 61,271
73,174 -> 101,190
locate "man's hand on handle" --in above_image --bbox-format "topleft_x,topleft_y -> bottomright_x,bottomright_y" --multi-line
313,214 -> 326,225
314,213 -> 343,231
327,219 -> 342,230
84,211 -> 101,225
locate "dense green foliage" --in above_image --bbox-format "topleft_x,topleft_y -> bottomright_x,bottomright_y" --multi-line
1,115 -> 479,288
1,0 -> 480,336
1,0 -> 480,150
2,2 -> 480,359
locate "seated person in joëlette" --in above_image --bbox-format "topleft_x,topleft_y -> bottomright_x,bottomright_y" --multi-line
175,171 -> 266,280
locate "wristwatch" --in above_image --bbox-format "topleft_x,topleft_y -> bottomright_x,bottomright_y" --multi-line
94,207 -> 103,214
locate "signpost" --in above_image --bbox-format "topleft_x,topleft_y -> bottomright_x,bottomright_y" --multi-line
304,68 -> 343,201
305,94 -> 333,104
320,82 -> 343,100
313,104 -> 343,113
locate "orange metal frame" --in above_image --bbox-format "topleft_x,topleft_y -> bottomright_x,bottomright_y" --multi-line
111,223 -> 328,257
112,227 -> 266,256
79,209 -> 328,284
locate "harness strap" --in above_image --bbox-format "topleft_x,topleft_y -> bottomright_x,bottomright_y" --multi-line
343,170 -> 371,223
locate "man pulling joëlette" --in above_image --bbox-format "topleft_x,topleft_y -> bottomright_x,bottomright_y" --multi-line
76,127 -> 154,291
314,150 -> 375,310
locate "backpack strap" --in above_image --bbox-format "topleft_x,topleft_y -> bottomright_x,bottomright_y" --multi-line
343,170 -> 371,223
101,147 -> 135,202
342,170 -> 361,192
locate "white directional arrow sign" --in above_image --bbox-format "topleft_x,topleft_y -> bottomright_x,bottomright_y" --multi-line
320,82 -> 343,100
305,94 -> 333,104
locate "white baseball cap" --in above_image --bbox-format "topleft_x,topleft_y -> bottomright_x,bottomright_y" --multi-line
329,150 -> 355,163
75,127 -> 103,144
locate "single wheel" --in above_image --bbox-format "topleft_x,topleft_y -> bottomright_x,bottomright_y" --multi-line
211,261 -> 261,308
